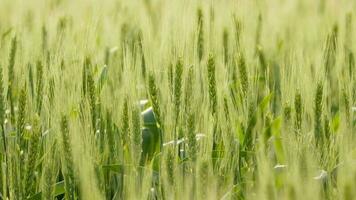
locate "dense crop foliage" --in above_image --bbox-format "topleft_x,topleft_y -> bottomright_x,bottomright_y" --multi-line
0,0 -> 356,199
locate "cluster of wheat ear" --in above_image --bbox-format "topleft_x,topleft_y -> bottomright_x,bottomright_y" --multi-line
0,0 -> 356,199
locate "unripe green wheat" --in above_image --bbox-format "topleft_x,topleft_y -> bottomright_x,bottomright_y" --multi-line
168,62 -> 174,98
187,112 -> 196,162
106,110 -> 116,162
223,28 -> 229,64
138,31 -> 146,79
120,23 -> 128,46
23,116 -> 40,198
263,113 -> 272,145
131,106 -> 141,165
342,89 -> 350,125
16,87 -> 27,198
48,77 -> 55,106
42,156 -> 55,200
60,115 -> 76,200
42,141 -> 58,200
104,47 -> 110,66
294,90 -> 302,134
9,156 -> 20,200
230,58 -> 238,107
184,65 -> 197,161
0,65 -> 9,199
283,103 -> 292,125
173,58 -> 183,122
245,102 -> 257,150
60,59 -> 65,71
257,46 -> 267,76
314,82 -> 323,146
97,100 -> 105,153
36,60 -> 44,115
86,61 -> 97,131
324,25 -> 338,77
207,54 -> 217,116
82,58 -> 90,96
165,149 -> 175,186
323,115 -> 330,142
223,97 -> 230,121
17,87 -> 26,147
197,8 -> 204,61
238,53 -> 248,97
8,36 -> 17,87
27,63 -> 34,98
121,98 -> 130,150
233,16 -> 242,51
0,66 -> 5,128
41,25 -> 48,53
184,66 -> 194,114
7,36 -> 17,124
347,51 -> 354,78
148,73 -> 162,127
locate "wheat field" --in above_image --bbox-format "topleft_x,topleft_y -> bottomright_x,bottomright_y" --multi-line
0,0 -> 356,199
